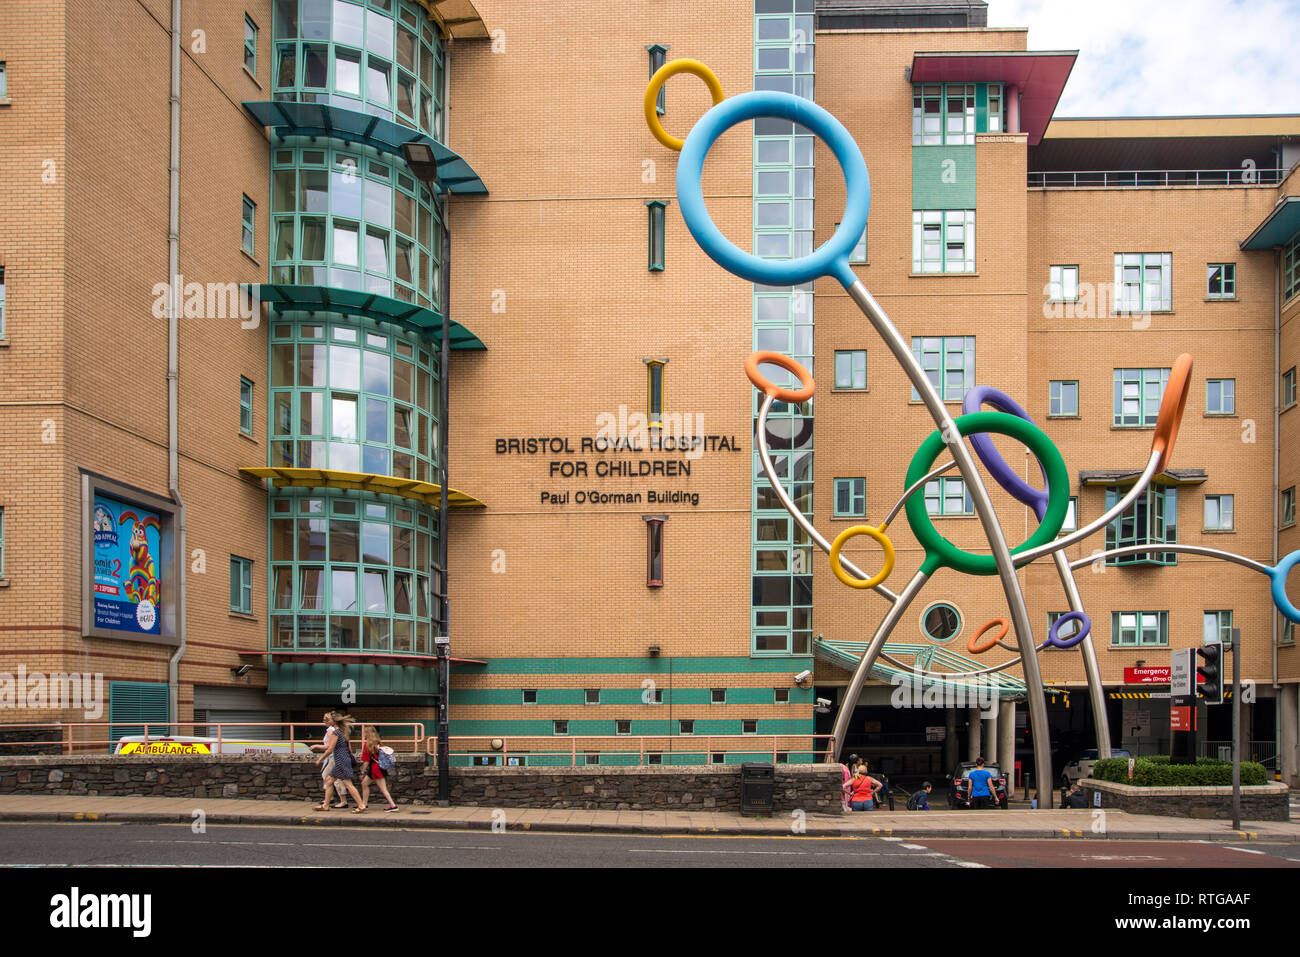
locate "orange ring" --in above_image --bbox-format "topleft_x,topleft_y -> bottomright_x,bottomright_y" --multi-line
1151,353 -> 1192,472
745,351 -> 815,403
967,618 -> 1009,655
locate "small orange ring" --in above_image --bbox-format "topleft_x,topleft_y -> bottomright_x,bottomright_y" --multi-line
967,618 -> 1010,655
1151,353 -> 1192,472
745,351 -> 815,403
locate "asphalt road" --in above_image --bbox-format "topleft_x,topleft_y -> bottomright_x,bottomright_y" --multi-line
2,823 -> 1298,868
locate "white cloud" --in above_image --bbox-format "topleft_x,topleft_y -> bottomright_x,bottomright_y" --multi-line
987,0 -> 1300,116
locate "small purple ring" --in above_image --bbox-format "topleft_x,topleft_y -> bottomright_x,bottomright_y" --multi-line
961,386 -> 1050,521
1047,611 -> 1091,649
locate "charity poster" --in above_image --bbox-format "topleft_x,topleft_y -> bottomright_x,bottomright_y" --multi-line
91,493 -> 163,636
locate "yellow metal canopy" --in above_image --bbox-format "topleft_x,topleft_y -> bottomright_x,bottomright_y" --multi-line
240,467 -> 485,509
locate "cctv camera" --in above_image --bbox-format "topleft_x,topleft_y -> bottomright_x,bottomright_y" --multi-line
794,670 -> 811,683
231,664 -> 252,678
816,697 -> 831,708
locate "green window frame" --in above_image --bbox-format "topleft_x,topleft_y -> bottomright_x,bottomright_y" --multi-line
242,195 -> 256,256
0,266 -> 6,340
1114,253 -> 1172,313
1204,494 -> 1233,531
985,82 -> 1003,132
913,210 -> 975,274
1105,485 -> 1177,565
912,83 -> 974,146
244,14 -> 259,74
837,223 -> 866,263
1049,380 -> 1078,416
834,349 -> 866,390
1284,367 -> 1297,409
1206,378 -> 1235,415
1063,496 -> 1078,532
1113,367 -> 1170,427
1206,263 -> 1235,299
645,358 -> 665,426
1048,265 -> 1078,302
921,602 -> 962,642
230,555 -> 254,614
239,376 -> 254,435
1110,611 -> 1169,647
833,478 -> 865,517
1203,610 -> 1233,646
925,477 -> 973,516
0,62 -> 6,99
0,506 -> 5,579
647,200 -> 666,271
647,44 -> 668,114
1283,486 -> 1296,529
1284,232 -> 1300,303
911,335 -> 975,401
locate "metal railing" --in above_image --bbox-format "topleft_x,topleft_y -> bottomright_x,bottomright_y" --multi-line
426,734 -> 836,767
0,722 -> 425,756
1028,169 -> 1285,189
1199,739 -> 1278,769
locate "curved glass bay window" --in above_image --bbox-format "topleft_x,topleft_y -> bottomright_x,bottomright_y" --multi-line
270,490 -> 444,654
273,0 -> 446,141
270,319 -> 441,480
272,145 -> 443,309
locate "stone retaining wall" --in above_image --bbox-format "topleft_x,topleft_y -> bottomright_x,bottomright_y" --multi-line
1081,778 -> 1290,822
0,756 -> 842,813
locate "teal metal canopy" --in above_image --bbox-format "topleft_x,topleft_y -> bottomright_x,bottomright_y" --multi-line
1241,196 -> 1300,250
255,284 -> 485,350
814,637 -> 1027,699
242,100 -> 488,195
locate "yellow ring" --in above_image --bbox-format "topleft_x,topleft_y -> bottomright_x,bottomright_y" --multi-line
829,524 -> 895,590
644,59 -> 725,152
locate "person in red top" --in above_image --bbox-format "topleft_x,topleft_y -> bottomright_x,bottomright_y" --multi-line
358,725 -> 398,812
849,768 -> 883,811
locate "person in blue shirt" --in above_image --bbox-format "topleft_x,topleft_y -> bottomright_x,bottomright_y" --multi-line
967,756 -> 995,809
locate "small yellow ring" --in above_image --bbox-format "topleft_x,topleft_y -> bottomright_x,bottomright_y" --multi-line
829,524 -> 895,590
644,59 -> 725,152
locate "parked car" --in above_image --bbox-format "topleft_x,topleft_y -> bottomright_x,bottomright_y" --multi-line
1060,748 -> 1131,787
947,761 -> 1009,809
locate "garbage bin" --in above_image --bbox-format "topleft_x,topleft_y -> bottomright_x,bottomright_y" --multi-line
740,762 -> 775,817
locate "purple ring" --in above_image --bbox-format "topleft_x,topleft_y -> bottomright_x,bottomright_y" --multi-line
1047,611 -> 1091,649
961,386 -> 1050,521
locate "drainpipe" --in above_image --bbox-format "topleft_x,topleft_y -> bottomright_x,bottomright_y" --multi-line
1275,247 -> 1281,691
166,0 -> 188,726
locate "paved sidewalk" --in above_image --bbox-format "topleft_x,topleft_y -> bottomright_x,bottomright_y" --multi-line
0,794 -> 1295,841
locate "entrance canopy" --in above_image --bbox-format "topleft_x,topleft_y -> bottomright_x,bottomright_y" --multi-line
814,637 -> 1027,699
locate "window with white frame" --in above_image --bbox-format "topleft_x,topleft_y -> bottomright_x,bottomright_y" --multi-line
913,210 -> 975,273
1204,494 -> 1233,531
924,477 -> 973,516
1114,253 -> 1172,313
1049,380 -> 1078,416
1063,496 -> 1077,532
912,83 -> 975,145
911,336 -> 974,401
244,15 -> 258,74
239,377 -> 254,435
1111,610 -> 1169,647
1203,610 -> 1232,646
1048,265 -> 1078,301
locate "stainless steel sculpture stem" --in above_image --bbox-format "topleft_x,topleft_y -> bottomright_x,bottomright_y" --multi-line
840,280 -> 1055,809
1051,550 -> 1112,759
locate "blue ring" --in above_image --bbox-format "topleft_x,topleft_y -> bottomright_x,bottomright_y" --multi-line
1047,611 -> 1091,650
677,91 -> 869,289
1269,550 -> 1300,624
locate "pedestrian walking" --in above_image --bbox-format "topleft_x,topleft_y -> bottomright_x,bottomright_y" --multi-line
967,756 -> 995,809
310,711 -> 348,809
359,725 -> 398,812
906,781 -> 933,810
315,712 -> 366,812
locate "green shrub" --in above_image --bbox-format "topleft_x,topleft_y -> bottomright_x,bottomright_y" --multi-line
1091,756 -> 1266,786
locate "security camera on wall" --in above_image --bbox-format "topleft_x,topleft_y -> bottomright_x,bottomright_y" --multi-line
794,670 -> 812,684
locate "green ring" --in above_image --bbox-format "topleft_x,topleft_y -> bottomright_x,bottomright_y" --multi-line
904,411 -> 1068,577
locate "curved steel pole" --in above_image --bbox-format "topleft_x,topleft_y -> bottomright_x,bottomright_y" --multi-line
1050,550 -> 1111,760
1068,543 -> 1271,574
845,279 -> 1054,808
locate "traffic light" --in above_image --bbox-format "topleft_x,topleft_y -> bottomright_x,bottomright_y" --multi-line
1196,644 -> 1223,705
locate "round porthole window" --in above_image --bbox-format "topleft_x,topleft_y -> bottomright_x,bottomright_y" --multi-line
921,602 -> 962,642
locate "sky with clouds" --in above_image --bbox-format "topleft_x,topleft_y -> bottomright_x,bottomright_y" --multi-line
985,0 -> 1300,117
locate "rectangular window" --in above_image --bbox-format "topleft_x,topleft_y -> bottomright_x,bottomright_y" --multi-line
647,44 -> 667,114
1113,368 -> 1170,427
1049,265 -> 1078,302
1105,486 -> 1177,565
1206,378 -> 1235,415
1206,263 -> 1235,299
1110,610 -> 1169,647
584,753 -> 600,766
833,477 -> 866,517
774,688 -> 789,703
649,687 -> 664,705
1204,494 -> 1233,531
711,688 -> 726,704
912,83 -> 974,146
0,267 -> 6,339
743,719 -> 757,734
1284,368 -> 1297,410
617,720 -> 631,735
230,556 -> 253,614
679,719 -> 694,735
0,507 -> 5,579
553,720 -> 568,735
838,224 -> 866,263
1049,380 -> 1079,417
522,689 -> 537,705
244,15 -> 258,74
0,62 -> 6,99
646,359 -> 665,426
1283,487 -> 1296,528
1113,253 -> 1172,313
585,689 -> 600,705
913,210 -> 975,274
1063,497 -> 1078,532
911,335 -> 975,401
1203,610 -> 1233,646
1283,621 -> 1296,646
645,516 -> 665,587
1284,232 -> 1300,303
242,195 -> 256,255
924,477 -> 973,516
647,200 -> 666,271
834,350 -> 867,390
239,377 -> 254,435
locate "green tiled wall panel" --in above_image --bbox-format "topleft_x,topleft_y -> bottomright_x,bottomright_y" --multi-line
449,687 -> 816,707
449,718 -> 814,736
912,145 -> 976,209
452,656 -> 813,675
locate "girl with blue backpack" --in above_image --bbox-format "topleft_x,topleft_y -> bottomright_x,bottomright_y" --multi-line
359,725 -> 399,812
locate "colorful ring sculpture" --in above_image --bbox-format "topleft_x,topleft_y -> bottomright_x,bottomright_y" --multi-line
643,59 -> 725,151
968,618 -> 1010,655
745,350 -> 815,404
829,524 -> 896,590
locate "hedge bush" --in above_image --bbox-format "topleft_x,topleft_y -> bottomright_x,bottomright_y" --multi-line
1092,756 -> 1267,787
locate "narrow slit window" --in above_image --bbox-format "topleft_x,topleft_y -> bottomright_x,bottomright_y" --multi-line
644,515 -> 666,587
645,358 -> 666,427
239,377 -> 254,435
646,200 -> 667,271
230,556 -> 253,614
646,44 -> 668,114
242,195 -> 256,255
244,15 -> 258,75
